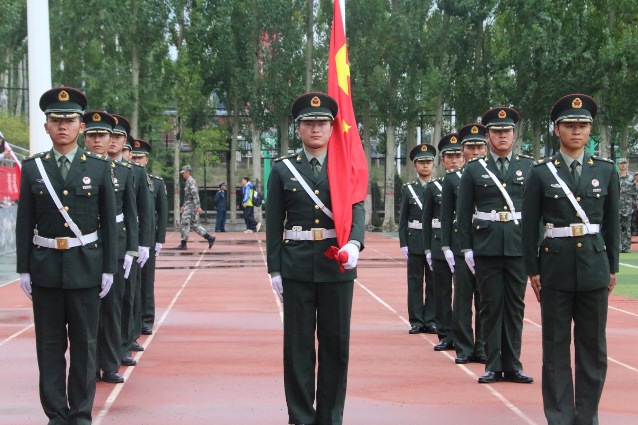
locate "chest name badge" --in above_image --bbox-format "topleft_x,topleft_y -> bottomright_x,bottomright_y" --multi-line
83,185 -> 91,189
83,177 -> 91,185
516,170 -> 523,176
591,179 -> 599,187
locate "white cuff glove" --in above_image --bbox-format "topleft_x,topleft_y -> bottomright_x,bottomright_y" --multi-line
99,273 -> 114,298
426,253 -> 433,271
271,275 -> 283,303
137,246 -> 150,268
155,242 -> 163,256
400,246 -> 409,259
20,273 -> 32,300
443,249 -> 455,273
338,242 -> 360,270
123,254 -> 134,279
464,250 -> 476,275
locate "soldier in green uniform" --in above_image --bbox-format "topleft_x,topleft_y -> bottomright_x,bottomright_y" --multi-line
16,86 -> 117,424
441,123 -> 487,364
131,138 -> 168,335
266,92 -> 365,425
399,144 -> 437,335
618,158 -> 637,252
522,94 -> 620,424
83,110 -> 139,384
110,114 -> 152,366
456,107 -> 534,384
423,133 -> 463,351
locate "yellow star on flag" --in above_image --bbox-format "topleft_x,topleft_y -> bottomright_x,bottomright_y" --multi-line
335,44 -> 350,96
342,119 -> 351,133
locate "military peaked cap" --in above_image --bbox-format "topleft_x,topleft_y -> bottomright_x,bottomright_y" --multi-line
482,107 -> 519,129
111,114 -> 131,136
409,144 -> 436,162
83,110 -> 115,134
39,86 -> 88,118
132,138 -> 152,156
291,92 -> 338,122
550,94 -> 597,123
438,133 -> 461,155
458,123 -> 487,145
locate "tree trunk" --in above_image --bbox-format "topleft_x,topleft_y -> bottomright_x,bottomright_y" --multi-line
382,123 -> 396,231
279,112 -> 289,156
433,93 -> 443,150
130,0 -> 140,136
362,100 -> 372,228
230,95 -> 240,226
619,126 -> 628,161
304,0 -> 314,91
532,122 -> 541,159
250,120 -> 263,224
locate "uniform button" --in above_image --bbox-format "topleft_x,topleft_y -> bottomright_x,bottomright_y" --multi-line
577,243 -> 582,248
502,183 -> 507,187
88,192 -> 91,196
63,190 -> 68,195
504,206 -> 508,210
476,226 -> 480,230
554,195 -> 558,198
596,194 -> 600,198
454,229 -> 457,233
94,244 -> 98,248
123,227 -> 126,231
39,191 -> 43,195
284,240 -> 289,244
314,190 -> 320,195
484,184 -> 487,187
64,223 -> 69,228
576,197 -> 581,201
315,205 -> 320,209
64,206 -> 69,211
115,189 -> 119,192
315,219 -> 320,224
544,247 -> 549,252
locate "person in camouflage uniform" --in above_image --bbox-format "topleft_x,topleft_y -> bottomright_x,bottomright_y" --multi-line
176,165 -> 215,250
618,158 -> 637,252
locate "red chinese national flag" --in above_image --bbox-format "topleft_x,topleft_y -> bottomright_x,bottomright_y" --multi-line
327,0 -> 368,247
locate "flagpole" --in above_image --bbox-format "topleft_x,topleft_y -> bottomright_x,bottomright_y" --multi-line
339,0 -> 346,34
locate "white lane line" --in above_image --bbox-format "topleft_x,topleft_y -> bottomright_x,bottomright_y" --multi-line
609,306 -> 638,318
0,277 -> 18,287
619,262 -> 638,269
93,249 -> 208,425
0,323 -> 34,348
356,278 -> 538,425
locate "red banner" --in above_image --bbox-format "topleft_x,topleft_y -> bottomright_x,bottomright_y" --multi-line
0,166 -> 20,201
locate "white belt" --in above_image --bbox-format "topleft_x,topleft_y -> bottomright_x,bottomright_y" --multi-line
545,223 -> 600,238
284,228 -> 336,241
33,231 -> 99,250
431,219 -> 441,229
408,221 -> 422,230
475,211 -> 522,222
116,213 -> 124,223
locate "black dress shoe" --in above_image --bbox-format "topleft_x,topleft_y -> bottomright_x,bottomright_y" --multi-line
421,324 -> 438,334
141,327 -> 153,335
478,371 -> 502,384
434,340 -> 455,351
131,341 -> 144,351
408,325 -> 422,334
121,356 -> 137,366
473,354 -> 487,364
101,371 -> 124,384
455,356 -> 471,364
503,370 -> 534,383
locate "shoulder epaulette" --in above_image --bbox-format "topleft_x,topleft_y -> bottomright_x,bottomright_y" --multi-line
274,152 -> 297,163
516,153 -> 534,160
468,156 -> 482,163
131,161 -> 144,168
85,151 -> 110,161
150,174 -> 163,180
114,160 -> 132,169
532,157 -> 547,166
591,155 -> 614,163
23,151 -> 47,161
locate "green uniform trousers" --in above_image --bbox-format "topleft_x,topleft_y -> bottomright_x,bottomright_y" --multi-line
97,259 -> 125,373
433,259 -> 453,344
141,247 -> 157,330
283,278 -> 353,425
452,254 -> 484,359
33,285 -> 100,425
407,254 -> 435,328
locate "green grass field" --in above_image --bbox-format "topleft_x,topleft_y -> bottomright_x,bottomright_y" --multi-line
617,250 -> 638,299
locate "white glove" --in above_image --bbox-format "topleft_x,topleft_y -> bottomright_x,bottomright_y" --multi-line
155,242 -> 163,256
20,273 -> 32,300
137,246 -> 150,268
123,254 -> 134,279
400,246 -> 409,259
338,242 -> 360,270
464,250 -> 476,275
99,273 -> 114,298
271,275 -> 283,303
443,249 -> 455,273
426,253 -> 433,271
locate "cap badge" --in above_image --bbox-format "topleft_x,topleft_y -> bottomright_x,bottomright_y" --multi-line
311,96 -> 321,107
58,90 -> 70,102
498,110 -> 507,119
113,117 -> 119,125
93,113 -> 101,122
421,145 -> 428,151
572,97 -> 582,109
471,126 -> 478,134
592,179 -> 599,187
134,141 -> 141,148
450,136 -> 458,144
83,177 -> 91,184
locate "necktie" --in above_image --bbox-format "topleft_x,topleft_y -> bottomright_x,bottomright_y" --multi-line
59,156 -> 69,181
498,157 -> 507,179
310,158 -> 320,177
570,160 -> 580,185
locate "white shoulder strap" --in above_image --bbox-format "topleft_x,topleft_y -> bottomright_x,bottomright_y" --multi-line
407,184 -> 423,210
456,171 -> 462,178
434,181 -> 442,192
34,157 -> 86,242
478,158 -> 519,224
546,161 -> 593,232
282,158 -> 334,220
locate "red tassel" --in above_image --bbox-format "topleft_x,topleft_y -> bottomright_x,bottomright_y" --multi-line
324,246 -> 348,273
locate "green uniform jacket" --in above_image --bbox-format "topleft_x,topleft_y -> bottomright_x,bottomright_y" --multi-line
457,154 -> 534,256
130,162 -> 153,247
422,178 -> 444,259
149,175 -> 168,245
16,148 -> 118,288
399,181 -> 426,254
522,154 -> 620,291
440,168 -> 464,256
112,160 -> 139,258
266,152 -> 365,282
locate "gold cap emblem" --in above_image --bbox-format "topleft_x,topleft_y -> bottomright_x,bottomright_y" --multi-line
471,126 -> 478,134
450,136 -> 458,144
134,141 -> 141,148
311,96 -> 321,107
93,113 -> 101,122
58,90 -> 69,102
421,145 -> 428,151
113,116 -> 118,125
498,110 -> 507,119
572,97 -> 582,109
